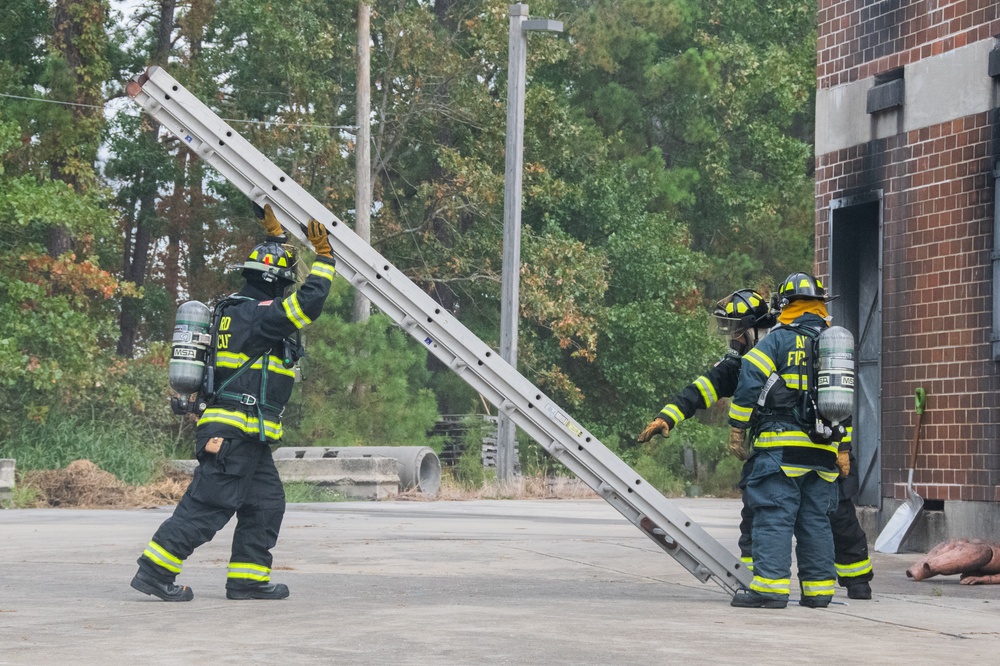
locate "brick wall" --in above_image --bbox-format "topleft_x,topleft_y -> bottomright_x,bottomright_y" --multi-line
818,0 -> 1000,88
815,109 -> 1000,503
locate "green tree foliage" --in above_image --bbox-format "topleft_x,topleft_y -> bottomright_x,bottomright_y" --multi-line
0,0 -> 818,486
283,282 -> 442,448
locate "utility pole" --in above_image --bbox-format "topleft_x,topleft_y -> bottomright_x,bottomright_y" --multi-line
354,1 -> 372,323
497,3 -> 562,482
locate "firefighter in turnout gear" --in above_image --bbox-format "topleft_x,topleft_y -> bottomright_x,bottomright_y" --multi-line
638,289 -> 774,572
728,272 -> 840,609
131,204 -> 336,602
638,289 -> 773,444
638,285 -> 875,601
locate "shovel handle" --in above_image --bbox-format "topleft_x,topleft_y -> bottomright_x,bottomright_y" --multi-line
909,388 -> 926,469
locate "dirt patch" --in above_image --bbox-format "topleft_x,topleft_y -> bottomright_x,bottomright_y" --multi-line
21,460 -> 190,509
399,474 -> 600,501
18,461 -> 607,507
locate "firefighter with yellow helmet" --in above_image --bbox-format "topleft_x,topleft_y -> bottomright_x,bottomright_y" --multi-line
131,204 -> 336,602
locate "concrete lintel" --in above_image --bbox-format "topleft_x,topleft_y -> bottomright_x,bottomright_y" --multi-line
817,38 -> 997,155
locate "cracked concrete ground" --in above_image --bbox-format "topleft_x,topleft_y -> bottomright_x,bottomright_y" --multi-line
1,498 -> 997,665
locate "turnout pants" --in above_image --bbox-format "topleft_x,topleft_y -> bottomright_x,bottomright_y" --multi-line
739,451 -> 872,588
744,449 -> 837,603
137,435 -> 285,590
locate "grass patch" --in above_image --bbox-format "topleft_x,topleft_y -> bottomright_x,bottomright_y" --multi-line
1,411 -> 176,486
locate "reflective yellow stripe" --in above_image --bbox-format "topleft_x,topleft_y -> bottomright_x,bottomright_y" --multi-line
227,562 -> 271,582
729,403 -> 753,423
310,262 -> 336,282
842,426 -> 853,444
661,404 -> 684,424
836,559 -> 873,577
744,348 -> 776,376
781,374 -> 807,390
802,579 -> 836,597
694,376 -> 718,407
282,292 -> 311,329
741,556 -> 754,572
216,352 -> 295,377
754,431 -> 839,454
197,408 -> 283,439
143,541 -> 182,574
750,576 -> 790,595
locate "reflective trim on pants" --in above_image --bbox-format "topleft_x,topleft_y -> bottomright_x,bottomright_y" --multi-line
228,561 -> 271,582
141,541 -> 183,575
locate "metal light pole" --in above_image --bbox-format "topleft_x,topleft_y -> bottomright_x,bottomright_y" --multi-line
497,4 -> 562,482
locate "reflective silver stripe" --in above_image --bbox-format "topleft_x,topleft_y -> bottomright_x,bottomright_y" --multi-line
282,292 -> 310,329
227,562 -> 271,581
142,541 -> 182,574
802,579 -> 836,597
729,403 -> 753,423
694,376 -> 718,407
197,408 -> 284,439
216,352 -> 295,377
310,262 -> 336,281
750,576 -> 790,595
836,559 -> 872,577
744,348 -> 776,375
661,404 -> 684,424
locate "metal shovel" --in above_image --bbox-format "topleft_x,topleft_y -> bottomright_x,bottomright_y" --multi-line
874,388 -> 927,553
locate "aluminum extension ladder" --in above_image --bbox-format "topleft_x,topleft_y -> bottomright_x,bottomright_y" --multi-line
126,66 -> 752,595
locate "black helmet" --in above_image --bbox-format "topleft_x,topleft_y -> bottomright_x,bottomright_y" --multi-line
236,240 -> 298,290
777,272 -> 826,304
713,289 -> 774,338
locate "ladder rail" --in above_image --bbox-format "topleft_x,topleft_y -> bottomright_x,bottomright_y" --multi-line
127,66 -> 751,595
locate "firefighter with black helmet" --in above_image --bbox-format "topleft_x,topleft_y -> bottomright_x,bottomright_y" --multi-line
729,272 -> 839,609
640,282 -> 874,601
638,288 -> 773,569
639,288 -> 773,443
131,203 -> 336,602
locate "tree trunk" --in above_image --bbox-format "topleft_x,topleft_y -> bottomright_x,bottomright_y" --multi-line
117,0 -> 176,358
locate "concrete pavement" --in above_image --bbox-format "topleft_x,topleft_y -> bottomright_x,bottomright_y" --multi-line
1,498 -> 997,665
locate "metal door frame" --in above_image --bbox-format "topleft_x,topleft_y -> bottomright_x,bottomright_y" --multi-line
829,190 -> 883,507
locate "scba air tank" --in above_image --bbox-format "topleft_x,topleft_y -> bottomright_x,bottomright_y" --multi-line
169,301 -> 213,395
817,325 -> 855,424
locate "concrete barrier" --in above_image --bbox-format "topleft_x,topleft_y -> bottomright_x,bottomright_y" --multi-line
170,456 -> 400,501
277,457 -> 399,500
273,447 -> 441,496
0,459 -> 15,505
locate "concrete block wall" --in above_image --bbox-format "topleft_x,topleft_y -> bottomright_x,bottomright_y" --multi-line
815,0 -> 1000,540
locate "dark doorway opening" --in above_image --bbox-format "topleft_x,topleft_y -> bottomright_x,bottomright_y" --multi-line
829,195 -> 882,507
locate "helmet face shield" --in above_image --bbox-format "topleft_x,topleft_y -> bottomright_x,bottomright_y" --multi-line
713,289 -> 774,353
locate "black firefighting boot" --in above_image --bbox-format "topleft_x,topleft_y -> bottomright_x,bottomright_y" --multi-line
798,596 -> 831,608
847,581 -> 872,599
130,570 -> 194,602
226,582 -> 290,600
730,590 -> 787,609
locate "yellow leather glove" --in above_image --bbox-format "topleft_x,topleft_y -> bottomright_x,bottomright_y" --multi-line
307,219 -> 333,259
253,203 -> 285,237
837,450 -> 851,478
638,417 -> 670,443
729,428 -> 748,461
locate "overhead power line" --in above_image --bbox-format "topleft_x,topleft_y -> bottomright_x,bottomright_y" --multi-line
0,92 -> 356,131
